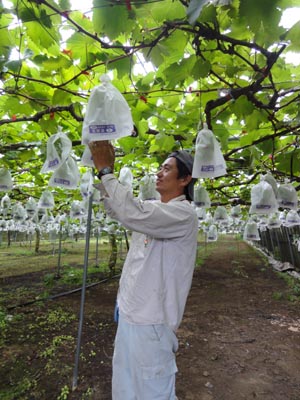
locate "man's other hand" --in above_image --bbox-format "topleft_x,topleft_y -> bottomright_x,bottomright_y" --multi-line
88,140 -> 115,172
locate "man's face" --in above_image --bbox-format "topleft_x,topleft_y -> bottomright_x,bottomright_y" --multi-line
156,157 -> 182,196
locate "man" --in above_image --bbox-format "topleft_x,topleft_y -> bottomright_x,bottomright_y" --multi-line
89,141 -> 198,400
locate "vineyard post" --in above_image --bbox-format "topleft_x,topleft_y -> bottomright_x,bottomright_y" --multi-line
72,191 -> 94,391
56,223 -> 63,278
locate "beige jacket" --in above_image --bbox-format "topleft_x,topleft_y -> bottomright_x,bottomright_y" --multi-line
100,174 -> 198,331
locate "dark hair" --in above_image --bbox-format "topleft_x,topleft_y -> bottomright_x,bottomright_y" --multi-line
168,150 -> 195,201
174,157 -> 191,179
173,157 -> 195,200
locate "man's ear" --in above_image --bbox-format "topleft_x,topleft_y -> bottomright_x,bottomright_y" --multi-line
179,175 -> 192,188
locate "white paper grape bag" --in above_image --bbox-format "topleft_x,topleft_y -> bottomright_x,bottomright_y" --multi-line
267,213 -> 281,229
258,215 -> 268,227
249,177 -> 278,215
12,203 -> 27,222
207,224 -> 218,241
38,190 -> 55,209
41,128 -> 72,173
70,200 -> 83,218
1,193 -> 11,210
49,157 -> 80,189
263,172 -> 278,198
196,207 -> 206,221
81,146 -> 94,167
285,210 -> 300,227
138,174 -> 160,201
25,197 -> 37,218
81,74 -> 134,144
192,123 -> 227,178
277,182 -> 298,210
92,187 -> 102,204
0,168 -> 13,192
243,220 -> 260,241
279,211 -> 286,222
80,171 -> 94,198
214,206 -> 228,223
119,167 -> 133,189
231,205 -> 241,218
193,185 -> 211,208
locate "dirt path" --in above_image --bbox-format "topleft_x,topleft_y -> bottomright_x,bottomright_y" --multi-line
1,237 -> 300,399
176,238 -> 300,400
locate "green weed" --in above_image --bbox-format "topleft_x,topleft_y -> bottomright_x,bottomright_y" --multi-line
0,377 -> 38,400
276,272 -> 300,302
57,385 -> 70,400
40,334 -> 74,359
272,291 -> 284,300
82,387 -> 93,399
0,307 -> 8,345
47,308 -> 76,326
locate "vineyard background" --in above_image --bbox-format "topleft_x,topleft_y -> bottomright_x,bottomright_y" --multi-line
1,0 -> 300,398
1,234 -> 300,399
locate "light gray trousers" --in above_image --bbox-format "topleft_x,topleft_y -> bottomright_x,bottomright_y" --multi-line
112,313 -> 178,400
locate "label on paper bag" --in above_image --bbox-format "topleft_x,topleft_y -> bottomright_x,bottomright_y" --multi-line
89,124 -> 116,134
54,178 -> 71,186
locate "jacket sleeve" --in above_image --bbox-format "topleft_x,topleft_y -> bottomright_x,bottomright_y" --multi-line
99,174 -> 196,239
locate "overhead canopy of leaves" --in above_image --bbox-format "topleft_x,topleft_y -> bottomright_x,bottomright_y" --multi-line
0,0 -> 300,210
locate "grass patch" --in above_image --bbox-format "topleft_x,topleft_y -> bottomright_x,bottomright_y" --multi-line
195,239 -> 219,267
275,272 -> 300,302
0,237 -> 125,279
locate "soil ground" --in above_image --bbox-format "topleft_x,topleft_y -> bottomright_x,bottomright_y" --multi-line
1,236 -> 300,400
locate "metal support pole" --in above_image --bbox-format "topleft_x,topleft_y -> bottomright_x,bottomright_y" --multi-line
56,223 -> 63,278
119,232 -> 123,259
72,192 -> 93,391
236,233 -> 240,259
95,230 -> 99,267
